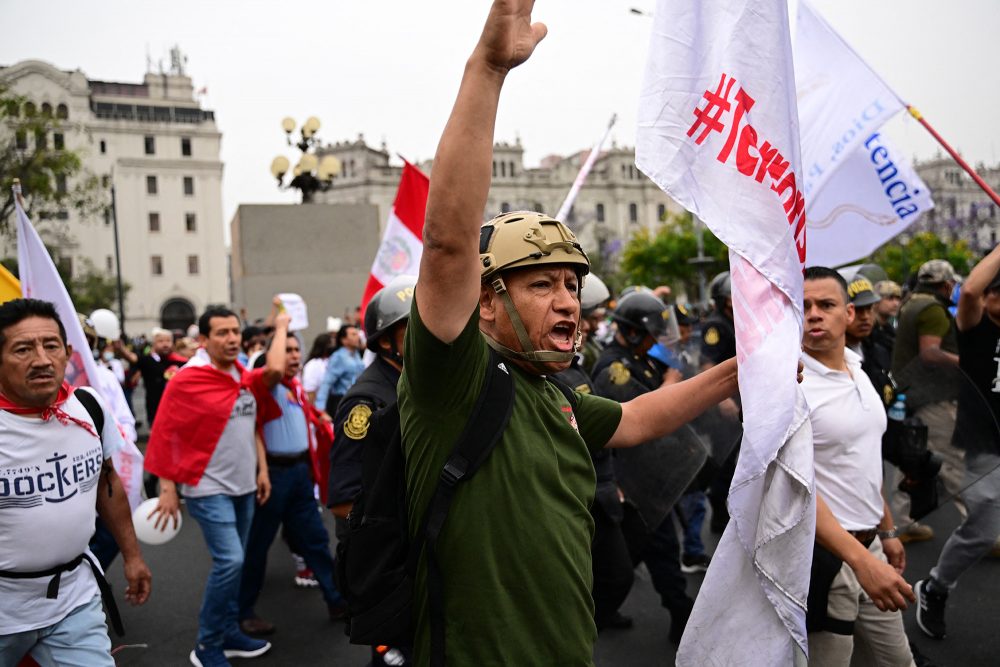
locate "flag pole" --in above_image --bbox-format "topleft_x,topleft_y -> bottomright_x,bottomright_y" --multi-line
555,113 -> 617,223
907,105 -> 1000,208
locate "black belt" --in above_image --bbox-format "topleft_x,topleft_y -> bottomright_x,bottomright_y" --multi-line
848,528 -> 878,548
0,552 -> 124,636
266,451 -> 310,467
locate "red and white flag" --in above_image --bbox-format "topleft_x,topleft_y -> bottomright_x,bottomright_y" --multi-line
636,1 -> 815,664
14,185 -> 144,510
359,162 -> 429,314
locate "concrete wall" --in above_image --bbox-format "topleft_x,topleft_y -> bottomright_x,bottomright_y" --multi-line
230,203 -> 380,345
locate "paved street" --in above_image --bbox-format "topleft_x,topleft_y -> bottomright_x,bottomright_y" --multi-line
104,488 -> 997,666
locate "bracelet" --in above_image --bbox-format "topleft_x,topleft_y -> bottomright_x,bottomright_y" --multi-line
877,527 -> 898,540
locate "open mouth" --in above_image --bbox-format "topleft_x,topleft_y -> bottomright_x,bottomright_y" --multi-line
548,322 -> 576,352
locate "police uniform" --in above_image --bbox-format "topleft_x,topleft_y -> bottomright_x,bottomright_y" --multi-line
555,357 -> 634,630
330,356 -> 401,534
591,342 -> 695,640
699,312 -> 736,367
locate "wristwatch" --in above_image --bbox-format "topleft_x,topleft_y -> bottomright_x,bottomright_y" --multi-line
877,527 -> 898,540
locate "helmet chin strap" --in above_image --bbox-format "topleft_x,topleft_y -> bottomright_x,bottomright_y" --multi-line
487,275 -> 576,373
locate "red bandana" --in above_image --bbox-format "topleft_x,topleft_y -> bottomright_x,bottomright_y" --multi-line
0,381 -> 99,438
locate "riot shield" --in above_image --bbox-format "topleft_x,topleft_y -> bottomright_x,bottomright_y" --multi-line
890,356 -> 1000,524
592,367 -> 711,529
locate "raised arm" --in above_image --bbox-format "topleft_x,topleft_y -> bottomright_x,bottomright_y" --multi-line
957,244 -> 1000,331
260,311 -> 291,390
416,0 -> 547,343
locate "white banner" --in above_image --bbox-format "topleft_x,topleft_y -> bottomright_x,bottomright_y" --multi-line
636,1 -> 815,664
277,292 -> 309,332
806,132 -> 933,267
794,0 -> 904,200
15,186 -> 144,509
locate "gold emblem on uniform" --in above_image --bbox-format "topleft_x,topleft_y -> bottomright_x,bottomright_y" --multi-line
344,404 -> 373,440
609,361 -> 631,385
883,384 -> 894,406
705,327 -> 720,346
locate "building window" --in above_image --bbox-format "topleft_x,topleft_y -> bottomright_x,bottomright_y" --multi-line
53,133 -> 64,150
181,137 -> 192,156
183,176 -> 195,196
148,212 -> 160,232
509,162 -> 516,177
151,256 -> 163,276
144,135 -> 155,155
106,256 -> 113,272
187,255 -> 200,275
56,104 -> 69,120
55,175 -> 67,195
534,203 -> 543,213
629,203 -> 639,224
500,202 -> 511,213
101,174 -> 110,188
35,130 -> 46,150
100,140 -> 107,154
492,161 -> 497,178
15,130 -> 27,150
657,203 -> 667,220
185,213 -> 197,232
41,103 -> 53,117
596,203 -> 606,223
146,175 -> 158,195
24,102 -> 36,117
104,207 -> 111,226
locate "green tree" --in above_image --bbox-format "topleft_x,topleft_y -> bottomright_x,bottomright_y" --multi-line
619,211 -> 728,300
865,231 -> 977,283
0,86 -> 104,236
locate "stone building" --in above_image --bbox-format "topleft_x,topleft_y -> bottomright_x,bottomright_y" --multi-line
314,135 -> 685,267
913,156 -> 1000,253
0,54 -> 228,335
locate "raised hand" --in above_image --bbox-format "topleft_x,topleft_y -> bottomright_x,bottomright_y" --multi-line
474,0 -> 548,73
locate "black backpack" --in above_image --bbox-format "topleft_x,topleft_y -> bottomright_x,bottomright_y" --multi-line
335,347 -> 576,665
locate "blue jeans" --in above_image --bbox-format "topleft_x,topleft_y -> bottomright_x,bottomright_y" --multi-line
0,595 -> 114,666
678,491 -> 707,557
186,492 -> 256,649
239,461 -> 343,619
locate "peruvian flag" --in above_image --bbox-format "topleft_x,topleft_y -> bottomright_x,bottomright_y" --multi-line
360,162 -> 429,314
637,1 -> 815,664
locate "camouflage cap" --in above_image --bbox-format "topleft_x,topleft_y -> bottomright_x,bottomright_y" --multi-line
917,259 -> 959,284
846,276 -> 881,307
874,280 -> 902,299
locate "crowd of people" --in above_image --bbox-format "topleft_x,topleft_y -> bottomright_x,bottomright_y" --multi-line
2,2 -> 998,666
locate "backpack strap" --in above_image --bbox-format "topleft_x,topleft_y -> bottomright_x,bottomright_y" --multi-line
73,388 -> 105,443
414,347 -> 515,667
546,375 -> 578,410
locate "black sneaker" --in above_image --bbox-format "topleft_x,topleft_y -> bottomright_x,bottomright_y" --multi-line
681,553 -> 711,574
915,579 -> 947,639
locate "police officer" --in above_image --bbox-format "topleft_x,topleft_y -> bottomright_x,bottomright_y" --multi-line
329,277 -> 414,667
554,275 -> 634,632
701,271 -> 742,533
592,290 -> 695,644
844,275 -> 894,407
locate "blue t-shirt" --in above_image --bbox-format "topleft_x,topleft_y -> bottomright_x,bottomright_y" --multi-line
262,382 -> 309,455
316,347 -> 365,410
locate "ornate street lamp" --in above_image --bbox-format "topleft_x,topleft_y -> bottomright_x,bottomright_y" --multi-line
270,116 -> 342,203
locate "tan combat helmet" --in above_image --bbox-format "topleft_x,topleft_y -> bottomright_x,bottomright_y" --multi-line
478,211 -> 590,370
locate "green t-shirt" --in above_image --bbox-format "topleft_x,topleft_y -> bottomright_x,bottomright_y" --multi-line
399,299 -> 622,666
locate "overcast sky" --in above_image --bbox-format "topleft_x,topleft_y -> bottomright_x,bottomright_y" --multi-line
2,0 -> 997,227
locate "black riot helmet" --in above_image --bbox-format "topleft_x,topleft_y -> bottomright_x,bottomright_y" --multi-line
611,291 -> 673,348
364,275 -> 416,361
709,271 -> 731,303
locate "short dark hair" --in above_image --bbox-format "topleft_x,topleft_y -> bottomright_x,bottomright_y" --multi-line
335,323 -> 357,347
198,306 -> 239,337
804,266 -> 850,303
241,325 -> 263,352
0,298 -> 67,350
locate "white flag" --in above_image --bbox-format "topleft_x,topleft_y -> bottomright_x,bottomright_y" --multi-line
806,132 -> 933,267
636,1 -> 815,664
795,0 -> 903,200
15,188 -> 144,510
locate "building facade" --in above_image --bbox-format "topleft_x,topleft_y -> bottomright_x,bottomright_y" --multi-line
314,135 -> 686,267
913,156 -> 1000,253
0,56 -> 228,335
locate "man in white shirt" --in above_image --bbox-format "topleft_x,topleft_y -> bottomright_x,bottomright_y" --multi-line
0,298 -> 151,666
800,267 -> 916,666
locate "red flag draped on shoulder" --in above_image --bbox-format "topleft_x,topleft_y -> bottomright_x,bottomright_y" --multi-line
144,359 -> 249,486
359,162 -> 429,315
636,1 -> 815,664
